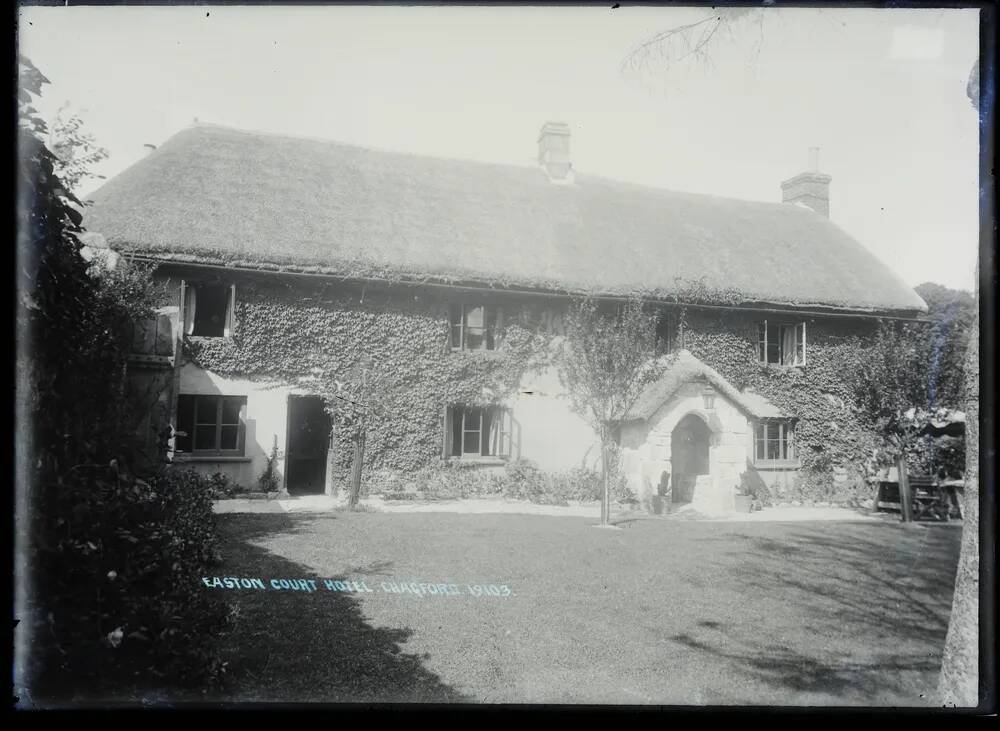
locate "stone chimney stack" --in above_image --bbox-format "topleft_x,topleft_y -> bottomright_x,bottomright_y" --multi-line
142,143 -> 157,157
537,121 -> 573,183
781,147 -> 831,217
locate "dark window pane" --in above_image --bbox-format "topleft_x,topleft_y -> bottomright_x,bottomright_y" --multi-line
195,425 -> 217,450
463,429 -> 480,455
219,425 -> 239,451
221,398 -> 243,424
195,396 -> 219,424
450,324 -> 462,349
192,285 -> 228,337
176,395 -> 195,452
462,407 -> 482,454
449,304 -> 462,327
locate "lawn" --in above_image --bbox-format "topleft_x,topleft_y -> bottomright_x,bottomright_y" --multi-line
205,512 -> 962,706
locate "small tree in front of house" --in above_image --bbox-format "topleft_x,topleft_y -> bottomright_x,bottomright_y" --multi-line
555,297 -> 668,526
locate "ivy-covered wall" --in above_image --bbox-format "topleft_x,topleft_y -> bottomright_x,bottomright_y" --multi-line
679,307 -> 882,475
161,265 -> 885,493
166,268 -> 560,481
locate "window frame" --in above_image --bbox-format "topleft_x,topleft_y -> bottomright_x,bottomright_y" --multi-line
757,320 -> 806,366
175,394 -> 247,457
445,405 -> 513,460
752,419 -> 799,467
449,304 -> 502,352
183,280 -> 236,340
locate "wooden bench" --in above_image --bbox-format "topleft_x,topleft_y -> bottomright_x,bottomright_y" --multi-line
874,475 -> 962,521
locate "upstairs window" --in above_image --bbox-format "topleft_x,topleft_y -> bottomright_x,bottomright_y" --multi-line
444,405 -> 512,459
450,304 -> 502,351
753,420 -> 796,464
175,394 -> 247,455
184,282 -> 236,338
757,321 -> 806,366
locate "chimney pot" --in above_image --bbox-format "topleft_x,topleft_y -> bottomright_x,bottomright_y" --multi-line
537,121 -> 573,183
781,148 -> 831,217
808,147 -> 820,173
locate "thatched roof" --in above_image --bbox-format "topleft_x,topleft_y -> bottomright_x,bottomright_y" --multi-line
84,123 -> 927,314
623,350 -> 785,422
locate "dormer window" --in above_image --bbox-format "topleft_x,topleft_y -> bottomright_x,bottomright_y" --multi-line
184,282 -> 236,338
757,321 -> 806,366
450,304 -> 502,351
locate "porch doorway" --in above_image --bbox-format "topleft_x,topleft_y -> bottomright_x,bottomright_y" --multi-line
286,395 -> 332,495
671,414 -> 711,504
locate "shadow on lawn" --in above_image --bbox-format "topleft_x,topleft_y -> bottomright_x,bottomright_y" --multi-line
672,523 -> 962,705
208,513 -> 470,704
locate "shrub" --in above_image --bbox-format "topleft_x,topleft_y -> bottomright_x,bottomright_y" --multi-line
501,458 -> 547,501
257,439 -> 282,493
206,471 -> 240,499
31,466 -> 230,699
549,466 -> 603,503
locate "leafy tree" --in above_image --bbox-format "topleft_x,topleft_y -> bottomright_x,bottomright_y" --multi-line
17,55 -> 225,701
555,298 -> 667,525
48,103 -> 109,196
915,281 -> 975,411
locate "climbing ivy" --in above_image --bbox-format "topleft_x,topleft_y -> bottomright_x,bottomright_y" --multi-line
677,308 -> 884,474
181,272 -> 913,496
183,277 -> 553,480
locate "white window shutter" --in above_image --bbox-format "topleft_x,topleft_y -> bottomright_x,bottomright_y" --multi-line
184,283 -> 196,335
501,408 -> 512,458
224,284 -> 236,337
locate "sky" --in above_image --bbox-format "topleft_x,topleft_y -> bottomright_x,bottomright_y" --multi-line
18,5 -> 980,292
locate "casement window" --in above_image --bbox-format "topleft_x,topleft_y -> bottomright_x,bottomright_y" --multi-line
449,304 -> 503,351
444,405 -> 513,459
175,395 -> 247,455
757,321 -> 806,366
753,420 -> 797,464
183,282 -> 236,338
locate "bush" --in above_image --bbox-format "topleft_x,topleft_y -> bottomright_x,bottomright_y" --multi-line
206,471 -> 240,499
549,467 -> 603,503
501,459 -> 547,502
31,467 -> 230,699
257,439 -> 282,493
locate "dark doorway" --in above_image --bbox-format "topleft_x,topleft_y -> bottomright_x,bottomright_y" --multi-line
286,395 -> 332,495
670,414 -> 711,504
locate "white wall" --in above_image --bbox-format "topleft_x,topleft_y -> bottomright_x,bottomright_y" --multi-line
507,364 -> 601,473
175,362 -> 298,490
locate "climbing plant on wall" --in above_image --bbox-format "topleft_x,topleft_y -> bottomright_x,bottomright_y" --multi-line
184,277 -> 553,483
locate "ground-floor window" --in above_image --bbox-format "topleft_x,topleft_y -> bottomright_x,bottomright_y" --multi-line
754,419 -> 796,463
445,405 -> 512,458
175,394 -> 247,455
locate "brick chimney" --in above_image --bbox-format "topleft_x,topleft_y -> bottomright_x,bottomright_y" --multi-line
538,121 -> 573,183
780,147 -> 831,217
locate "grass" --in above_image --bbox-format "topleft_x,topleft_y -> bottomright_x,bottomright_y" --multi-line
206,512 -> 961,706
